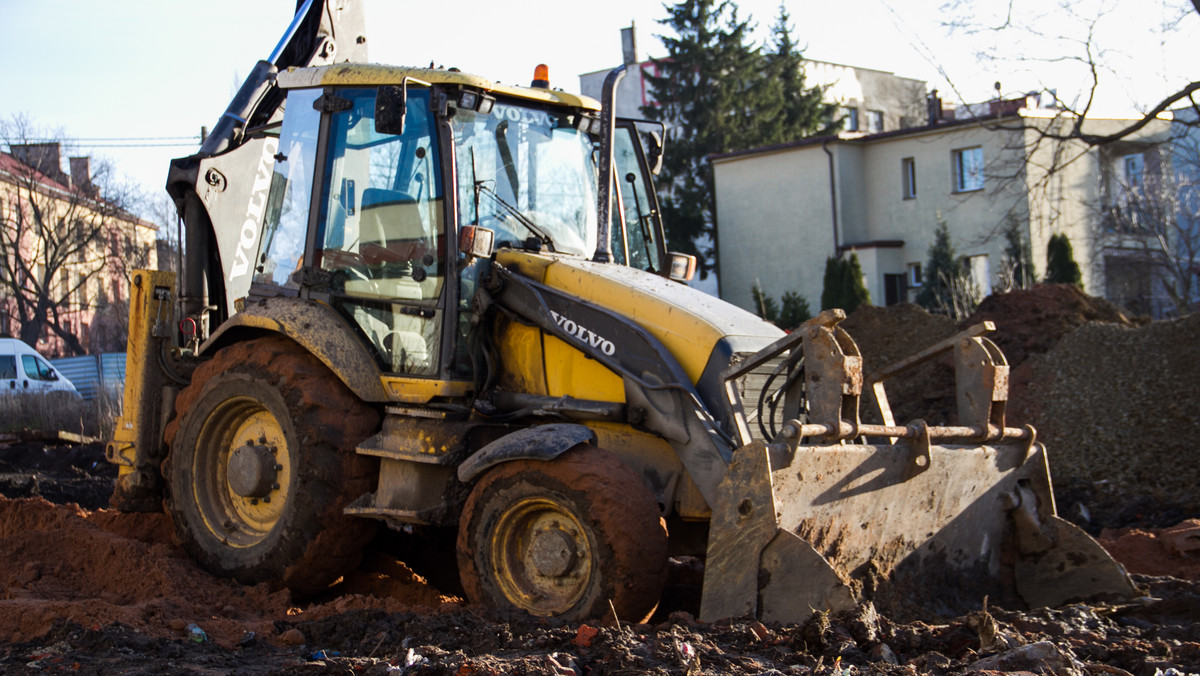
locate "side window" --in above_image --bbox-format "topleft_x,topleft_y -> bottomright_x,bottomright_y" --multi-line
318,88 -> 446,377
258,89 -> 322,287
612,126 -> 663,273
0,355 -> 15,379
21,355 -> 53,381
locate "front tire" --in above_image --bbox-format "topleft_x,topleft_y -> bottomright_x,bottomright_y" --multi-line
457,446 -> 667,622
164,336 -> 379,595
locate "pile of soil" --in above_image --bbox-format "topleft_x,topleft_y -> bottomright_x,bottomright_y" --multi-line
839,303 -> 959,426
1029,313 -> 1200,524
841,285 -> 1199,531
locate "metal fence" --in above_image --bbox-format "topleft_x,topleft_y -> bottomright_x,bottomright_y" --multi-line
50,352 -> 126,401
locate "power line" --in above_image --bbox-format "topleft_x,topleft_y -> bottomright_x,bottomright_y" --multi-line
18,136 -> 199,143
74,142 -> 200,148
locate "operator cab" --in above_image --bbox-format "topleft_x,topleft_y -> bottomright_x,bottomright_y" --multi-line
248,65 -> 681,383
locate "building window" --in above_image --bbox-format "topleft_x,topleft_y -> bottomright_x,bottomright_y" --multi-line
1122,153 -> 1145,192
953,147 -> 985,192
902,158 -> 917,199
908,262 -> 923,287
840,107 -> 859,132
866,110 -> 884,134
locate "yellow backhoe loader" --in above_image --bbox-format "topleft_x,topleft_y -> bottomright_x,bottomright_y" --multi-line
107,0 -> 1135,623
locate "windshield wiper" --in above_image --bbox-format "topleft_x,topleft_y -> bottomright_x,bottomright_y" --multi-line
474,181 -> 556,253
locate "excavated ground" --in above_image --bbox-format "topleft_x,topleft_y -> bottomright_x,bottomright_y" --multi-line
0,285 -> 1197,673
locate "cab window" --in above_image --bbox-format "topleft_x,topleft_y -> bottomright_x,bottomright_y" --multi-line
316,88 -> 446,376
613,127 -> 662,273
258,89 -> 321,287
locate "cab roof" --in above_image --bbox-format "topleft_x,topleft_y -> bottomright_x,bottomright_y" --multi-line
277,63 -> 600,111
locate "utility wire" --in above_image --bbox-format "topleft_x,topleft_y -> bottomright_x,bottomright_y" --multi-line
74,142 -> 200,148
19,136 -> 199,142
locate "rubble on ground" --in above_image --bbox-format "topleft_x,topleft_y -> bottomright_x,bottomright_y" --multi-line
1,284 -> 1198,671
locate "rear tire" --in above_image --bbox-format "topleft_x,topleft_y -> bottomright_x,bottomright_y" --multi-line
457,446 -> 667,622
164,336 -> 379,595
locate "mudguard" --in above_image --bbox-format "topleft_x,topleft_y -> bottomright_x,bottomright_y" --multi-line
457,423 -> 598,483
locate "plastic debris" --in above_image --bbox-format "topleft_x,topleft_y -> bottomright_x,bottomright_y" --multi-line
185,624 -> 206,644
309,649 -> 341,660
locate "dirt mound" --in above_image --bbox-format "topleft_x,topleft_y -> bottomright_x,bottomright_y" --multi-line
0,496 -> 460,647
842,290 -> 1199,529
839,304 -> 959,425
1028,312 -> 1200,523
966,284 -> 1136,365
1099,519 -> 1200,579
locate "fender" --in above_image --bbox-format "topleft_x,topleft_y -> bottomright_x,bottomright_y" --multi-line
457,423 -> 597,483
201,296 -> 387,402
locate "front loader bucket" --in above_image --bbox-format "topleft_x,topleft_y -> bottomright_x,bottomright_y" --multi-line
703,311 -> 1136,623
699,439 -> 1137,623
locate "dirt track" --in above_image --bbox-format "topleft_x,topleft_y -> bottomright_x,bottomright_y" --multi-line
2,287 -> 1199,673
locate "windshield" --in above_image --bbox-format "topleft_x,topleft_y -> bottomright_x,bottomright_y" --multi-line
451,102 -> 599,256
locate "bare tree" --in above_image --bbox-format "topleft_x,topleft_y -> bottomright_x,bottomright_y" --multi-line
0,114 -> 152,355
937,0 -> 1198,137
1091,126 -> 1200,315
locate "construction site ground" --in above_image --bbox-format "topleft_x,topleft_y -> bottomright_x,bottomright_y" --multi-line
2,285 -> 1198,674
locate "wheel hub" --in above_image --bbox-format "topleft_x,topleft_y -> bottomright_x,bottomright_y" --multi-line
529,529 -> 577,578
227,444 -> 279,498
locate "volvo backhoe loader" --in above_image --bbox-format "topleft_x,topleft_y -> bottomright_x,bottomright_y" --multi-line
107,0 -> 1136,623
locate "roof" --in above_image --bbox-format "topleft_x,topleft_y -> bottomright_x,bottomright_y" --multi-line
278,63 -> 600,111
0,151 -> 156,230
710,107 -> 1172,164
709,113 -> 1018,164
0,151 -> 72,193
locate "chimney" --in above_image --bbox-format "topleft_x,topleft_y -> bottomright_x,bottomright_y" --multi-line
10,143 -> 68,183
926,90 -> 943,125
621,22 -> 639,65
69,157 -> 96,195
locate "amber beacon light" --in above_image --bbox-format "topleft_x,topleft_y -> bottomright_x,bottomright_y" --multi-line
531,64 -> 550,89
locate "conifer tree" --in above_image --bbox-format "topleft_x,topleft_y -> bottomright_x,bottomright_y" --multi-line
642,0 -> 758,278
917,220 -> 968,309
644,0 -> 833,279
1045,233 -> 1083,287
820,254 -> 871,312
820,256 -> 843,310
763,4 -> 839,143
841,253 -> 871,312
778,291 -> 812,330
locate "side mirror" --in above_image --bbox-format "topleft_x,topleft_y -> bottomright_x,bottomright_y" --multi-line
647,130 -> 664,175
459,225 -> 495,260
667,252 -> 696,283
375,85 -> 407,135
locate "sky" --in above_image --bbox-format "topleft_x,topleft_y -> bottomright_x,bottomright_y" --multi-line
3,0 -> 1198,218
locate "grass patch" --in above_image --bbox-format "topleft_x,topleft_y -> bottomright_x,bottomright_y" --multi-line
0,391 -> 120,439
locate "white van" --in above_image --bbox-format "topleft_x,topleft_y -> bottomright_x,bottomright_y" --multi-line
0,338 -> 80,395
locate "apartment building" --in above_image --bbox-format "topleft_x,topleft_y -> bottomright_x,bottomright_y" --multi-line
712,100 -> 1174,315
